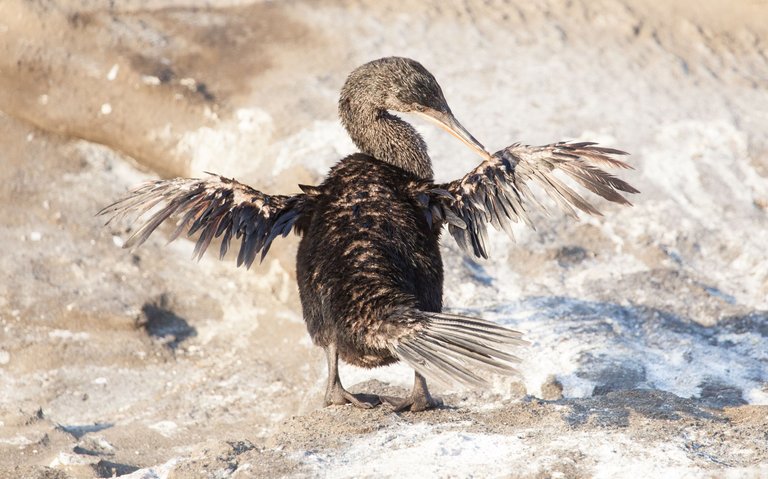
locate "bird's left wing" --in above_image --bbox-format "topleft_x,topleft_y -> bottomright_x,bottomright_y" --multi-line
418,142 -> 639,259
99,174 -> 315,268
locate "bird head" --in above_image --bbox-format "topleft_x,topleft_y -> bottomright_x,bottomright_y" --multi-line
340,57 -> 491,161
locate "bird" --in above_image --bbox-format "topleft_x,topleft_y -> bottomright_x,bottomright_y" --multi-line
99,57 -> 638,412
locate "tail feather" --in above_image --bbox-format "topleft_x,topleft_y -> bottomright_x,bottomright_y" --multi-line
423,328 -> 523,364
390,311 -> 527,388
420,331 -> 520,372
399,341 -> 488,387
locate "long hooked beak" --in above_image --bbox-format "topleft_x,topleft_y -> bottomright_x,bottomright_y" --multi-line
414,107 -> 492,161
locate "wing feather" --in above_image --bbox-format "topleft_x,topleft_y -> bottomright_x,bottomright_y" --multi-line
416,141 -> 638,258
99,174 -> 315,268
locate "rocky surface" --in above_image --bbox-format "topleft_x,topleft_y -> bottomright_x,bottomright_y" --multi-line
1,0 -> 767,477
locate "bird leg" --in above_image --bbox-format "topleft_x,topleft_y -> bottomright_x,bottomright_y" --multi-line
381,372 -> 443,412
323,343 -> 380,409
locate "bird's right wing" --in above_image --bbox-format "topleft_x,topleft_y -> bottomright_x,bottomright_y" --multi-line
427,142 -> 638,259
99,174 -> 316,268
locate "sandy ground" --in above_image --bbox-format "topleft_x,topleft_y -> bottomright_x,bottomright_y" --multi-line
1,0 -> 767,477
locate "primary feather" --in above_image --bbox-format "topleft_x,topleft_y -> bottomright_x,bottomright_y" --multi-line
418,142 -> 638,259
99,174 -> 312,269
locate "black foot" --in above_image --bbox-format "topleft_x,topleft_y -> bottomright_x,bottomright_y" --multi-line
325,384 -> 381,409
380,394 -> 443,412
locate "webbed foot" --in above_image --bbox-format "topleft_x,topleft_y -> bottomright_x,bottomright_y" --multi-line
380,371 -> 442,412
325,383 -> 381,409
380,393 -> 443,412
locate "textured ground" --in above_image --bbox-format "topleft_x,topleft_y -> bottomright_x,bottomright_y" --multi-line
1,0 -> 767,477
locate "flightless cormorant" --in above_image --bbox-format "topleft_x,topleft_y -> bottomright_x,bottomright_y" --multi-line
100,57 -> 637,411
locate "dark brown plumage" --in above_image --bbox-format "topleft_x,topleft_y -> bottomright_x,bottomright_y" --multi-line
99,57 -> 637,411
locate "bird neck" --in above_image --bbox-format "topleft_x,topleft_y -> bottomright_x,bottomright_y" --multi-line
339,103 -> 434,179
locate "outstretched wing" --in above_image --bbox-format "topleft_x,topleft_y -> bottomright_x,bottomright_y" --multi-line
99,174 -> 315,268
423,142 -> 639,259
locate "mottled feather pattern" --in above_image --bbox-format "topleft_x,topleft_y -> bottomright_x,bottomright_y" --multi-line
423,142 -> 639,259
296,154 -> 530,384
297,155 -> 445,368
98,174 -> 311,269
